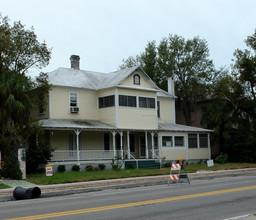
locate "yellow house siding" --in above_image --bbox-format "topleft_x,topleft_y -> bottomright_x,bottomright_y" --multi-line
161,148 -> 210,160
120,70 -> 155,89
51,131 -> 112,151
98,88 -> 116,126
51,130 -> 69,150
187,149 -> 210,160
118,108 -> 157,129
50,86 -> 98,120
117,88 -> 158,129
158,97 -> 174,123
98,107 -> 116,126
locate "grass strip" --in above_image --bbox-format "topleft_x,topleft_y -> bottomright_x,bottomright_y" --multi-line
26,163 -> 256,185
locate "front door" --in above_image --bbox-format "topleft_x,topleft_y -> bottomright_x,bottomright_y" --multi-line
139,136 -> 146,158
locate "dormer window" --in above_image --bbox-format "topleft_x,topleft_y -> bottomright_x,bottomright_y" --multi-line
133,74 -> 140,85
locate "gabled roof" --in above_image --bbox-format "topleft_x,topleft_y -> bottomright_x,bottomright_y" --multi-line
47,66 -> 159,91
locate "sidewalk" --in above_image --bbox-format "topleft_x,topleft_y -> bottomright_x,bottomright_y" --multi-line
1,168 -> 256,203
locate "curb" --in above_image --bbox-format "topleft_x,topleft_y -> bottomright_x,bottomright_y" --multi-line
1,168 -> 256,202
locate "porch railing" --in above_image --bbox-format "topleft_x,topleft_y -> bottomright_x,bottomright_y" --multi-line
51,150 -> 115,161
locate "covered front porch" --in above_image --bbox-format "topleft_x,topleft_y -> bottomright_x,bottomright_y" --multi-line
40,119 -> 161,164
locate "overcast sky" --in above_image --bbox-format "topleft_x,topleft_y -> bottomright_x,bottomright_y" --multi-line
1,0 -> 256,76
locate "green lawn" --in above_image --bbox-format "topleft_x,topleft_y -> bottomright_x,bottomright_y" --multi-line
26,163 -> 256,185
0,184 -> 11,189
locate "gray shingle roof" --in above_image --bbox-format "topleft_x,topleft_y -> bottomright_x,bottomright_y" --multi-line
158,123 -> 213,132
40,119 -> 114,130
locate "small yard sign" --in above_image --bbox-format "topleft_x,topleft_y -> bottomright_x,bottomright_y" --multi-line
207,159 -> 214,167
46,164 -> 53,176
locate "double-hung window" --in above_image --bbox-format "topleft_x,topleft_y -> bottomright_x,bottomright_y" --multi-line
99,95 -> 115,108
188,134 -> 198,148
70,92 -> 79,113
70,92 -> 78,107
139,97 -> 155,109
119,95 -> 136,107
162,136 -> 172,147
199,134 -> 208,148
174,136 -> 184,147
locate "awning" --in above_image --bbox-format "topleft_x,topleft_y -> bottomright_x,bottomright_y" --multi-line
39,119 -> 115,130
158,123 -> 213,132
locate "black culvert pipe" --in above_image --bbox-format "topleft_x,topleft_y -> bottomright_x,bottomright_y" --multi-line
13,187 -> 41,200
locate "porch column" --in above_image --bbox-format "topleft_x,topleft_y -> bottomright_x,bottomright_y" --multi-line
208,133 -> 211,160
120,131 -> 123,159
74,129 -> 82,165
150,132 -> 155,158
145,131 -> 148,159
157,133 -> 161,159
127,131 -> 130,159
111,131 -> 116,157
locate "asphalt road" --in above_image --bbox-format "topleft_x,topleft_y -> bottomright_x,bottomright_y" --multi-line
1,174 -> 256,220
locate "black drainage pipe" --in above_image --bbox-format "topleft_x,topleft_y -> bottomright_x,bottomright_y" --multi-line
13,187 -> 41,200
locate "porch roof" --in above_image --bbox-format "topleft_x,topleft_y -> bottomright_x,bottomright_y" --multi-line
39,119 -> 115,130
158,123 -> 212,132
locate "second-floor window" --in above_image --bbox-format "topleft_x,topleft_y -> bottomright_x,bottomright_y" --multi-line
119,95 -> 136,107
139,97 -> 155,109
99,95 -> 115,108
133,74 -> 140,85
70,92 -> 78,107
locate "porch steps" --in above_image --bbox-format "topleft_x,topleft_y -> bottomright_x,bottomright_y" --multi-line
125,160 -> 160,169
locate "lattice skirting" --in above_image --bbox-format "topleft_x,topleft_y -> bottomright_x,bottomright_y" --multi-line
47,161 -> 113,173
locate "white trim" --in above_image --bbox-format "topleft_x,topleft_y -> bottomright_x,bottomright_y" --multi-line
145,131 -> 148,159
171,99 -> 176,124
49,90 -> 51,118
117,85 -> 158,92
69,91 -> 79,114
115,88 -> 119,128
127,131 -> 130,159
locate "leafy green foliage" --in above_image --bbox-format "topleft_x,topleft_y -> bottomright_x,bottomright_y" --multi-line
26,130 -> 53,174
215,153 -> 229,164
85,164 -> 93,171
0,14 -> 51,178
57,165 -> 66,173
98,163 -> 106,170
0,156 -> 22,179
111,155 -> 123,171
120,34 -> 216,125
72,164 -> 80,172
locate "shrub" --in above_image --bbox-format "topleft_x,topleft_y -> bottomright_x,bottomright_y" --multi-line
98,163 -> 106,170
111,155 -> 123,171
215,153 -> 229,164
26,132 -> 53,174
57,165 -> 66,173
1,156 -> 22,180
85,164 -> 93,171
72,164 -> 80,172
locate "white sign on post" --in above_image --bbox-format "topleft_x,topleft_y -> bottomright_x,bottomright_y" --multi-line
46,164 -> 53,176
207,160 -> 214,167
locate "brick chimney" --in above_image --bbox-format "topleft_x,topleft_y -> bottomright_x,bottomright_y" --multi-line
70,55 -> 80,70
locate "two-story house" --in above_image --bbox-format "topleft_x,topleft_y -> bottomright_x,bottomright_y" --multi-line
39,55 -> 212,170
